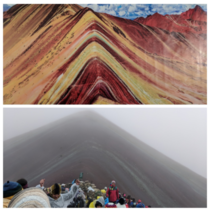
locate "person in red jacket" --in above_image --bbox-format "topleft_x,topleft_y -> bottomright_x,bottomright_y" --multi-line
106,180 -> 119,203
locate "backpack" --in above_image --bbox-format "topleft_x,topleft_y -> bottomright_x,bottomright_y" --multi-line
105,197 -> 109,205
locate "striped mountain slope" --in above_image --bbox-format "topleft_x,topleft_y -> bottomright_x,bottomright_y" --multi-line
3,4 -> 207,104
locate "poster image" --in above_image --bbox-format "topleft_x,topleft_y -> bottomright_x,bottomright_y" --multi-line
3,4 -> 207,104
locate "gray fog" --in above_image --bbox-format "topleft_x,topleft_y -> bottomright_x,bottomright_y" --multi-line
3,108 -> 207,178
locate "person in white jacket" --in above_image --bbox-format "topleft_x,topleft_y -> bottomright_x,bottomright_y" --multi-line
116,197 -> 127,208
36,179 -> 45,190
48,183 -> 80,208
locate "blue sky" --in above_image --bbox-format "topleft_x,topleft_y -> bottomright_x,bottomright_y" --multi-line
4,4 -> 207,19
80,4 -> 207,19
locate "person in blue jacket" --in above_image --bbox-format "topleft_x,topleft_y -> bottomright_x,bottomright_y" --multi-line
136,199 -> 145,208
129,199 -> 134,207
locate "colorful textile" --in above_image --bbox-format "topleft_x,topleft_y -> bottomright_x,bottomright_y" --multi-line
3,181 -> 22,198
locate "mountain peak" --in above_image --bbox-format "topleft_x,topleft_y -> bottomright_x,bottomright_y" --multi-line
148,12 -> 165,21
180,5 -> 206,21
153,12 -> 163,16
194,5 -> 203,11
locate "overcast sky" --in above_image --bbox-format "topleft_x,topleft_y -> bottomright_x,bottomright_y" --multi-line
3,108 -> 207,178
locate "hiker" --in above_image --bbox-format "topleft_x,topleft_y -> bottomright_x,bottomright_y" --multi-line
145,205 -> 151,208
3,181 -> 22,208
116,197 -> 127,208
67,188 -> 85,207
89,196 -> 105,208
76,179 -> 80,185
36,178 -> 45,190
66,188 -> 69,192
123,193 -> 126,198
115,193 -> 122,204
61,184 -> 66,192
70,179 -> 80,190
95,197 -> 105,208
136,199 -> 145,208
72,178 -> 80,185
106,180 -> 119,203
86,197 -> 93,208
130,198 -> 136,207
125,196 -> 131,208
130,199 -> 134,207
17,178 -> 29,189
48,182 -> 80,208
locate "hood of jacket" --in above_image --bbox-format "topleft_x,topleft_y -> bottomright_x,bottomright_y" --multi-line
96,197 -> 105,207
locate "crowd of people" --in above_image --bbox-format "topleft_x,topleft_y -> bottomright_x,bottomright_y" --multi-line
3,178 -> 151,208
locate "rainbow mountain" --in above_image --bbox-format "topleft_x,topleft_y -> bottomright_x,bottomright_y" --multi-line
3,4 -> 207,104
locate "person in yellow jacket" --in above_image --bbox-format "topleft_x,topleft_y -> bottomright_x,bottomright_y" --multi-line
3,181 -> 22,208
89,196 -> 105,208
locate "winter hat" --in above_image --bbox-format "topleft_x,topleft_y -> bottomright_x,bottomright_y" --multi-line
119,197 -> 125,205
101,189 -> 106,194
51,183 -> 61,195
17,178 -> 28,189
111,180 -> 116,183
3,181 -> 22,198
138,199 -> 142,203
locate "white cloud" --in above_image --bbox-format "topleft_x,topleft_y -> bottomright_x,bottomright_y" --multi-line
107,4 -> 115,11
135,11 -> 144,16
89,4 -> 98,11
98,5 -> 107,13
119,11 -> 126,16
136,5 -> 149,10
128,5 -> 137,12
109,10 -> 116,16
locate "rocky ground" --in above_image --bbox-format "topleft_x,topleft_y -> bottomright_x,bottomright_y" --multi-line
63,180 -> 106,201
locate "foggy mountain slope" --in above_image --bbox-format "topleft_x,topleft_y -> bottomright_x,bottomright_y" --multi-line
3,111 -> 206,207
